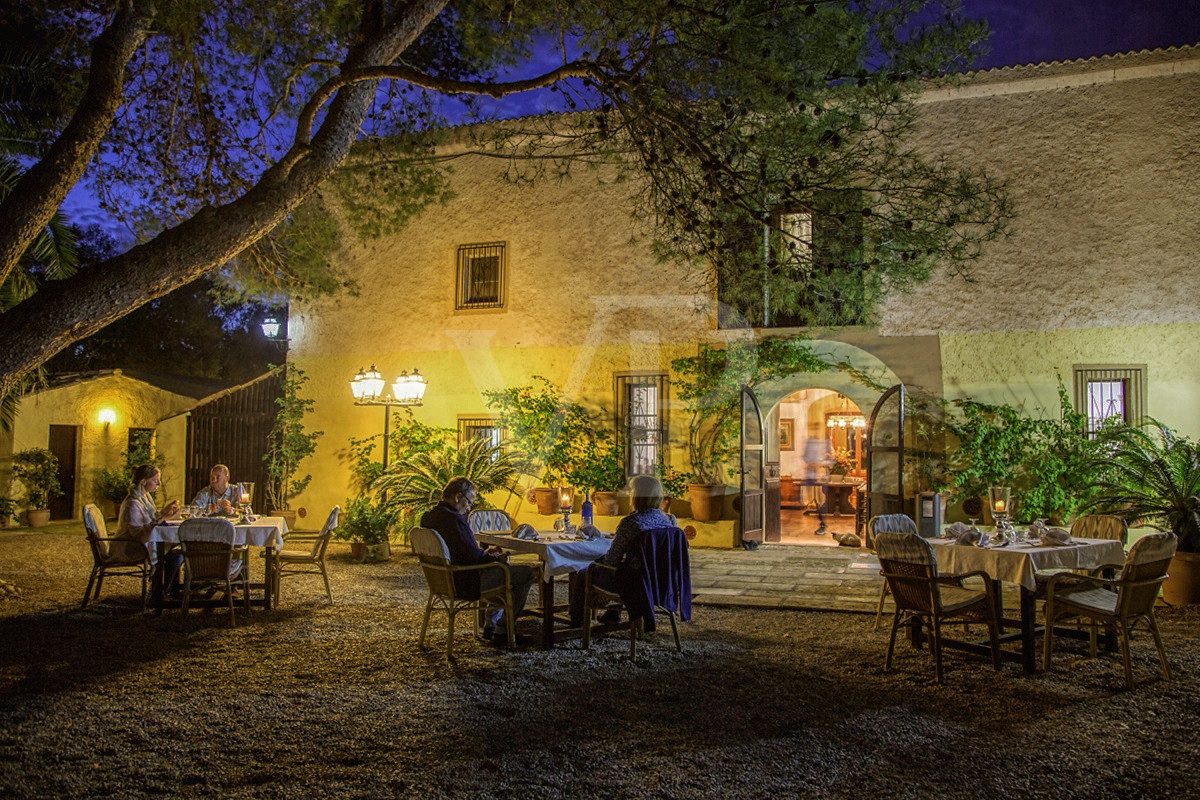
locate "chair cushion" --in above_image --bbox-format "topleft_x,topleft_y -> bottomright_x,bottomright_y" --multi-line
1053,586 -> 1119,615
939,585 -> 989,614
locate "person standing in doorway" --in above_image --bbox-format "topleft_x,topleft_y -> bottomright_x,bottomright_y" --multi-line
801,429 -> 832,535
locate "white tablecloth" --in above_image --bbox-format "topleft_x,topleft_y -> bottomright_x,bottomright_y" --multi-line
928,536 -> 1125,591
149,516 -> 289,560
476,531 -> 612,577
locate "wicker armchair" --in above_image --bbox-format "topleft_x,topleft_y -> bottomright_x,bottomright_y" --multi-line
870,513 -> 919,630
876,531 -> 1001,682
271,506 -> 338,605
178,518 -> 249,627
81,503 -> 151,609
411,526 -> 516,657
1043,531 -> 1176,688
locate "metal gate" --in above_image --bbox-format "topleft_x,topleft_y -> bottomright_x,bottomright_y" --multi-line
185,369 -> 282,503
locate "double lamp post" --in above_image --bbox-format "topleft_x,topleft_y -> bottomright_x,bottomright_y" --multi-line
349,365 -> 427,474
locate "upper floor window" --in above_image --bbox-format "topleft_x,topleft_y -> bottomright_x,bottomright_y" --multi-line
615,373 -> 669,477
456,242 -> 506,310
1073,365 -> 1146,437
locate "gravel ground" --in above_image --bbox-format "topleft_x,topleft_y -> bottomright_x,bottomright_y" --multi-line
3,524 -> 1200,799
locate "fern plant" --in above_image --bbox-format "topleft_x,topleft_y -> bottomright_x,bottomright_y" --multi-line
1084,418 -> 1200,552
373,437 -> 518,537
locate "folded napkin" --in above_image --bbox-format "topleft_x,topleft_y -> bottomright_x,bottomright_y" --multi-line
945,521 -> 971,538
956,528 -> 983,546
1040,527 -> 1072,546
512,523 -> 540,541
577,524 -> 603,541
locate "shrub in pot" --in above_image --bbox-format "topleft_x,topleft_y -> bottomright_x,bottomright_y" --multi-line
1083,418 -> 1200,605
335,497 -> 397,562
13,448 -> 62,527
483,376 -> 603,515
263,365 -> 323,525
566,433 -> 626,516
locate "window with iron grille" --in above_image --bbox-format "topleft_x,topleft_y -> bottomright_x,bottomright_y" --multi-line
458,416 -> 503,450
1073,365 -> 1146,437
456,242 -> 506,310
615,374 -> 668,477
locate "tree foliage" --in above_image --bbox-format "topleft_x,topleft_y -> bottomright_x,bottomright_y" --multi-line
0,0 -> 1010,400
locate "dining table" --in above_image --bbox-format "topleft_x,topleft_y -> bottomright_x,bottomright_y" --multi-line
148,515 -> 289,614
927,533 -> 1126,673
475,530 -> 612,649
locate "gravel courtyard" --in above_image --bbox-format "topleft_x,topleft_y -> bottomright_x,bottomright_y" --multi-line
3,523 -> 1199,799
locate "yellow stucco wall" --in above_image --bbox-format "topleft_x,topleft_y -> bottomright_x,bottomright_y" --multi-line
939,323 -> 1200,436
11,373 -> 194,516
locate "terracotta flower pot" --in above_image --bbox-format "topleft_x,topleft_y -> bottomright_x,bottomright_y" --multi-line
687,484 -> 725,522
271,509 -> 298,529
592,491 -> 621,516
26,509 -> 51,528
349,542 -> 367,561
1163,551 -> 1200,606
533,488 -> 560,515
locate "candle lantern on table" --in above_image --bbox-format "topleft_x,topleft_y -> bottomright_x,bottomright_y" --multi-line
988,486 -> 1013,538
240,482 -> 255,515
558,486 -> 575,533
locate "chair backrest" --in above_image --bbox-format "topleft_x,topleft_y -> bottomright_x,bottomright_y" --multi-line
309,505 -> 340,558
1070,514 -> 1128,545
468,508 -> 513,534
410,526 -> 459,598
619,526 -> 693,627
875,531 -> 940,614
83,503 -> 109,558
1116,531 -> 1177,614
870,513 -> 919,536
179,516 -> 237,542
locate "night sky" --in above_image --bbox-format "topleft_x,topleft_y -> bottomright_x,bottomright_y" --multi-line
62,0 -> 1200,233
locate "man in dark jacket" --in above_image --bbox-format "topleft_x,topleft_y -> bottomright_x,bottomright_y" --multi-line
419,477 -> 535,642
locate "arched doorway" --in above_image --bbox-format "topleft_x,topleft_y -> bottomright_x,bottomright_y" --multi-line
774,388 -> 866,545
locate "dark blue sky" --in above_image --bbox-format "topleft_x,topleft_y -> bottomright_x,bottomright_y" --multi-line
968,0 -> 1200,69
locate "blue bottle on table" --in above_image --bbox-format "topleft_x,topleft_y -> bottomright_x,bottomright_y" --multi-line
581,491 -> 593,528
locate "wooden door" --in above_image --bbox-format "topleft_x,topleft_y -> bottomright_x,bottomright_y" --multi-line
739,386 -> 765,546
866,384 -> 906,524
48,424 -> 78,520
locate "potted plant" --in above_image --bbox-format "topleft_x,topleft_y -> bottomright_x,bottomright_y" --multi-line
374,435 -> 518,540
1083,418 -> 1200,605
483,376 -> 598,515
13,448 -> 62,527
335,496 -> 397,562
566,432 -> 627,516
264,365 -> 324,528
656,463 -> 691,514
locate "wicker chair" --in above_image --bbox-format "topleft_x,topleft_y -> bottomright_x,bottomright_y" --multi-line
468,508 -> 514,534
81,503 -> 151,609
876,531 -> 1001,682
411,526 -> 516,657
178,518 -> 249,627
1043,531 -> 1176,688
271,506 -> 338,605
580,526 -> 691,660
870,513 -> 919,630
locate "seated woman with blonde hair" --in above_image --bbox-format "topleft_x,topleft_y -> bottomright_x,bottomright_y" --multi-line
115,464 -> 183,596
569,474 -> 675,627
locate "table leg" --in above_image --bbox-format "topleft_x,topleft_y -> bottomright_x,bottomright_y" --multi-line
264,547 -> 274,611
541,574 -> 555,650
1019,586 -> 1037,674
152,541 -> 166,615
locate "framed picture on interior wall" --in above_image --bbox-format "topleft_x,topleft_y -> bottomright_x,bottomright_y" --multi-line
779,419 -> 795,451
